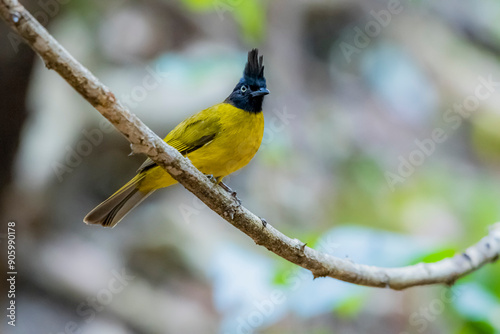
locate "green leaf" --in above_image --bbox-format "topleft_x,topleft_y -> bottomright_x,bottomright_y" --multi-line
179,0 -> 266,42
232,0 -> 266,43
410,247 -> 457,265
457,320 -> 495,334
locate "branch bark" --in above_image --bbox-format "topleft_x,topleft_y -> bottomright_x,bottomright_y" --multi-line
2,0 -> 500,290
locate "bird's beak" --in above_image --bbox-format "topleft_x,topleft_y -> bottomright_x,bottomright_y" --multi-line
251,88 -> 270,97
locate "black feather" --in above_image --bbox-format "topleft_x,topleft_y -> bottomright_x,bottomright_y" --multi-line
244,48 -> 265,80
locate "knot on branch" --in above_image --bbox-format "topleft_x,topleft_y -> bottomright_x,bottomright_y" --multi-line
290,238 -> 307,256
312,270 -> 329,279
10,11 -> 19,23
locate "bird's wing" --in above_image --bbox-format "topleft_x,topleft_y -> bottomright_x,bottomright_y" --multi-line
137,107 -> 221,173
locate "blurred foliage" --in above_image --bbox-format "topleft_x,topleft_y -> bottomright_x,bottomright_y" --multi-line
180,0 -> 266,43
459,321 -> 495,334
334,295 -> 366,319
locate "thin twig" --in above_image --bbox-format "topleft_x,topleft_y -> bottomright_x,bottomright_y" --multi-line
2,0 -> 499,290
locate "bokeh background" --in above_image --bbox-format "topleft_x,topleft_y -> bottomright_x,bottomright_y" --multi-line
2,0 -> 500,333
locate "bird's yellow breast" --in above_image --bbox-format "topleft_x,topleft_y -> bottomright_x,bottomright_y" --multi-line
138,103 -> 264,192
187,103 -> 264,178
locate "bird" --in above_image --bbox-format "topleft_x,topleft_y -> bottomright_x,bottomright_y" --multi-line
84,49 -> 269,228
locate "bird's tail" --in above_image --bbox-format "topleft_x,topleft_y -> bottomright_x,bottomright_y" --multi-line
84,174 -> 154,228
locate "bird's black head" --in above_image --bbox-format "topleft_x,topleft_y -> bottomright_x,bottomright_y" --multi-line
225,49 -> 269,113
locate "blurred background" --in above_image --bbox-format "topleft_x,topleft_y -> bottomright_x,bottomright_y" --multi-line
1,0 -> 500,333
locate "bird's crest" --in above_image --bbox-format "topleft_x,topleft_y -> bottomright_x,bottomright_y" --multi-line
244,48 -> 265,82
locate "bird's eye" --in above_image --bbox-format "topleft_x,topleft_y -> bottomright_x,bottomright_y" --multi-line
240,85 -> 247,93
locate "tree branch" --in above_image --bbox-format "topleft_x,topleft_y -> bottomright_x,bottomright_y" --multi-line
2,0 -> 499,290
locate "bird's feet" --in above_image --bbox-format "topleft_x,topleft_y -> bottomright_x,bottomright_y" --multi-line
206,174 -> 218,184
260,217 -> 267,227
219,181 -> 242,206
